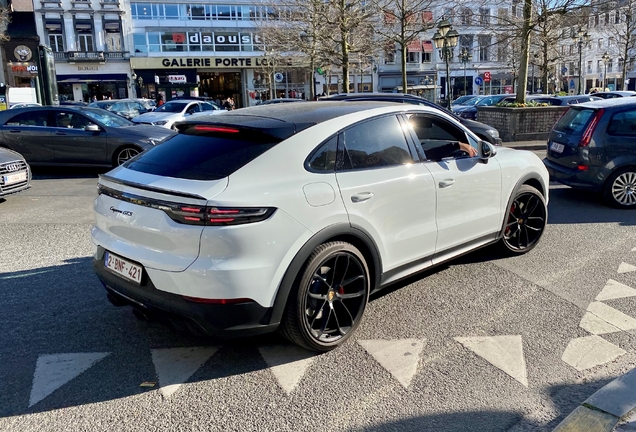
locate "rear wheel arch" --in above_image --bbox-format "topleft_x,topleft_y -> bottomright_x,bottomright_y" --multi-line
603,164 -> 636,208
268,224 -> 382,326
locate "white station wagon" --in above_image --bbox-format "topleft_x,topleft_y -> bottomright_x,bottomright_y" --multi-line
92,102 -> 549,351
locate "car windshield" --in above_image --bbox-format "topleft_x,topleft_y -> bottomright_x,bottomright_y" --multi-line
462,97 -> 484,106
453,96 -> 476,105
476,97 -> 504,106
83,109 -> 134,127
553,108 -> 595,133
155,102 -> 188,113
89,101 -> 115,109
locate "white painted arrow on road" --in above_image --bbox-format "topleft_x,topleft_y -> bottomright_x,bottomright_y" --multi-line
358,339 -> 425,388
455,335 -> 528,387
151,346 -> 218,398
258,345 -> 317,394
29,352 -> 110,407
596,279 -> 636,301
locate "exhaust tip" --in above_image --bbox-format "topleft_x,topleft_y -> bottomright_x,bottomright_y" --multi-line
107,293 -> 126,307
132,308 -> 152,322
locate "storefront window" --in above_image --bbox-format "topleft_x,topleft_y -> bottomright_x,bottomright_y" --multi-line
134,33 -> 147,53
148,32 -> 161,52
136,30 -> 257,53
162,32 -> 186,51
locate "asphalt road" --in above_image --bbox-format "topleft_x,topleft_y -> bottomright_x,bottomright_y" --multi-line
1,153 -> 636,432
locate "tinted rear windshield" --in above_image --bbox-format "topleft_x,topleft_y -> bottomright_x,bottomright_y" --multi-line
125,126 -> 281,180
554,108 -> 595,133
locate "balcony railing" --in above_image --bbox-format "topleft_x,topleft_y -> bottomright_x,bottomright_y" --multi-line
68,51 -> 106,62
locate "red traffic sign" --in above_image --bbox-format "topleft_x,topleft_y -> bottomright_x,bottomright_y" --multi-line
484,71 -> 491,82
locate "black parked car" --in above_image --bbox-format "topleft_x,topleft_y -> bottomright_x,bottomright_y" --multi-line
0,107 -> 175,167
319,93 -> 502,145
0,147 -> 30,197
452,94 -> 513,121
544,98 -> 636,208
88,99 -> 153,120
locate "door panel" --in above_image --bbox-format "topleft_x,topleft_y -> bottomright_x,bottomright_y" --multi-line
335,115 -> 437,272
1,110 -> 54,162
52,111 -> 108,164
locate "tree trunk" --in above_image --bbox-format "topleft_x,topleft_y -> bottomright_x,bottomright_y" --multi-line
515,0 -> 532,103
541,41 -> 548,93
309,57 -> 316,100
340,0 -> 350,93
401,44 -> 407,93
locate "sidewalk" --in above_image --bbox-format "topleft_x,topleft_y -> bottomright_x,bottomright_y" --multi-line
501,140 -> 546,151
552,361 -> 636,431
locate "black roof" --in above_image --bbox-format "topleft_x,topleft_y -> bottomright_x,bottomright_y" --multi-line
178,101 -> 411,140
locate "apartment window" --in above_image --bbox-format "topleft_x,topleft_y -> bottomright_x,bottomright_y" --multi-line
384,48 -> 395,64
605,13 -> 610,25
104,20 -> 122,52
608,59 -> 613,72
479,8 -> 490,25
133,33 -> 147,53
615,10 -> 621,23
598,38 -> 603,49
407,52 -> 419,63
569,62 -> 575,74
444,8 -> 454,23
497,8 -> 508,24
597,60 -> 602,72
609,37 -> 615,47
45,20 -> 63,52
587,61 -> 592,73
421,51 -> 431,62
569,45 -> 574,55
512,0 -> 522,17
461,8 -> 472,25
478,35 -> 490,61
76,21 -> 93,51
188,4 -> 206,19
594,15 -> 599,27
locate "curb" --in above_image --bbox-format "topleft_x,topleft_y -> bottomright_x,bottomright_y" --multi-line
502,144 -> 546,151
553,368 -> 636,432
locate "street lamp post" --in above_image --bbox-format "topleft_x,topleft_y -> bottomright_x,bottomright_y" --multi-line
458,47 -> 471,96
602,52 -> 610,90
573,28 -> 590,95
433,20 -> 459,109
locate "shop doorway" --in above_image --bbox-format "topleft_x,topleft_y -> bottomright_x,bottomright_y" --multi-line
198,72 -> 242,108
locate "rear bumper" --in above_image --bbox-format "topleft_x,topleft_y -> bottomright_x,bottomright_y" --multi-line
93,258 -> 278,338
543,158 -> 602,191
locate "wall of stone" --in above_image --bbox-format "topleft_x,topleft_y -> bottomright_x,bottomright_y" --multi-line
476,106 -> 570,142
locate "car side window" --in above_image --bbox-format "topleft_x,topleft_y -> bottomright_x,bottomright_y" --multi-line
607,110 -> 636,136
55,112 -> 91,129
307,136 -> 337,172
5,111 -> 49,127
339,115 -> 413,170
201,103 -> 214,111
406,114 -> 473,160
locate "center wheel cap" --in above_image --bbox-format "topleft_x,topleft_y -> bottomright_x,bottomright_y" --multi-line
328,290 -> 335,301
518,218 -> 524,225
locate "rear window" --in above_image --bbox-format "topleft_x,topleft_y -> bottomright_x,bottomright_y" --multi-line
553,108 -> 595,134
125,126 -> 280,180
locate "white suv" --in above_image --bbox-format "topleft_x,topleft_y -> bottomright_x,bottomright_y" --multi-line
92,102 -> 549,351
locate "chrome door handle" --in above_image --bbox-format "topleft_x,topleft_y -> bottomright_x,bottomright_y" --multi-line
438,179 -> 456,188
351,192 -> 374,203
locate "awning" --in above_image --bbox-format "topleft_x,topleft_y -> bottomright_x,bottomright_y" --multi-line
422,41 -> 433,53
395,84 -> 440,90
407,39 -> 422,53
56,73 -> 128,83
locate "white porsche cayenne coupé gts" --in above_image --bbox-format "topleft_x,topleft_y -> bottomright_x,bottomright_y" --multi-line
92,102 -> 549,352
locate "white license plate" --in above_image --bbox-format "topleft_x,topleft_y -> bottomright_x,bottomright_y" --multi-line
550,142 -> 565,153
3,171 -> 27,185
104,251 -> 142,285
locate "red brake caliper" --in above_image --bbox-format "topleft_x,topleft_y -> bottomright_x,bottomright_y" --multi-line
505,203 -> 516,236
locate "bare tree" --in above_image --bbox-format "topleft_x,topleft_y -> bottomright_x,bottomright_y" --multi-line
0,8 -> 10,42
372,0 -> 436,93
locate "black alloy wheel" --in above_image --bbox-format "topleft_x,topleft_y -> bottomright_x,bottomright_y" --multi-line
500,185 -> 547,254
280,242 -> 370,352
114,147 -> 140,167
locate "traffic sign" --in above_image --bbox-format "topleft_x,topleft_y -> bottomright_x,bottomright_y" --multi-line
274,72 -> 284,83
474,76 -> 484,86
484,71 -> 491,83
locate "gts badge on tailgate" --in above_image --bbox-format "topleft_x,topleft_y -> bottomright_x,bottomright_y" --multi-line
110,206 -> 133,216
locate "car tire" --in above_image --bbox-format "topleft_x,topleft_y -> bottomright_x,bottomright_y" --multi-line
603,167 -> 636,209
113,146 -> 141,167
279,241 -> 370,352
498,184 -> 547,255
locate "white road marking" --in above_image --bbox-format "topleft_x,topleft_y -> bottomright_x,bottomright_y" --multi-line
258,345 -> 317,395
579,312 -> 622,335
618,262 -> 636,274
562,335 -> 626,371
358,339 -> 425,388
454,335 -> 528,387
29,352 -> 109,407
631,247 -> 636,252
596,279 -> 636,301
586,302 -> 636,331
151,347 -> 218,399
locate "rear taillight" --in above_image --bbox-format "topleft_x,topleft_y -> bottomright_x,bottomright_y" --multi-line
164,205 -> 275,226
579,109 -> 604,147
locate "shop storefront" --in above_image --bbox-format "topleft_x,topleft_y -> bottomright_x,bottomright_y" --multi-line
130,56 -> 311,108
55,62 -> 132,102
378,72 -> 437,101
4,40 -> 40,90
